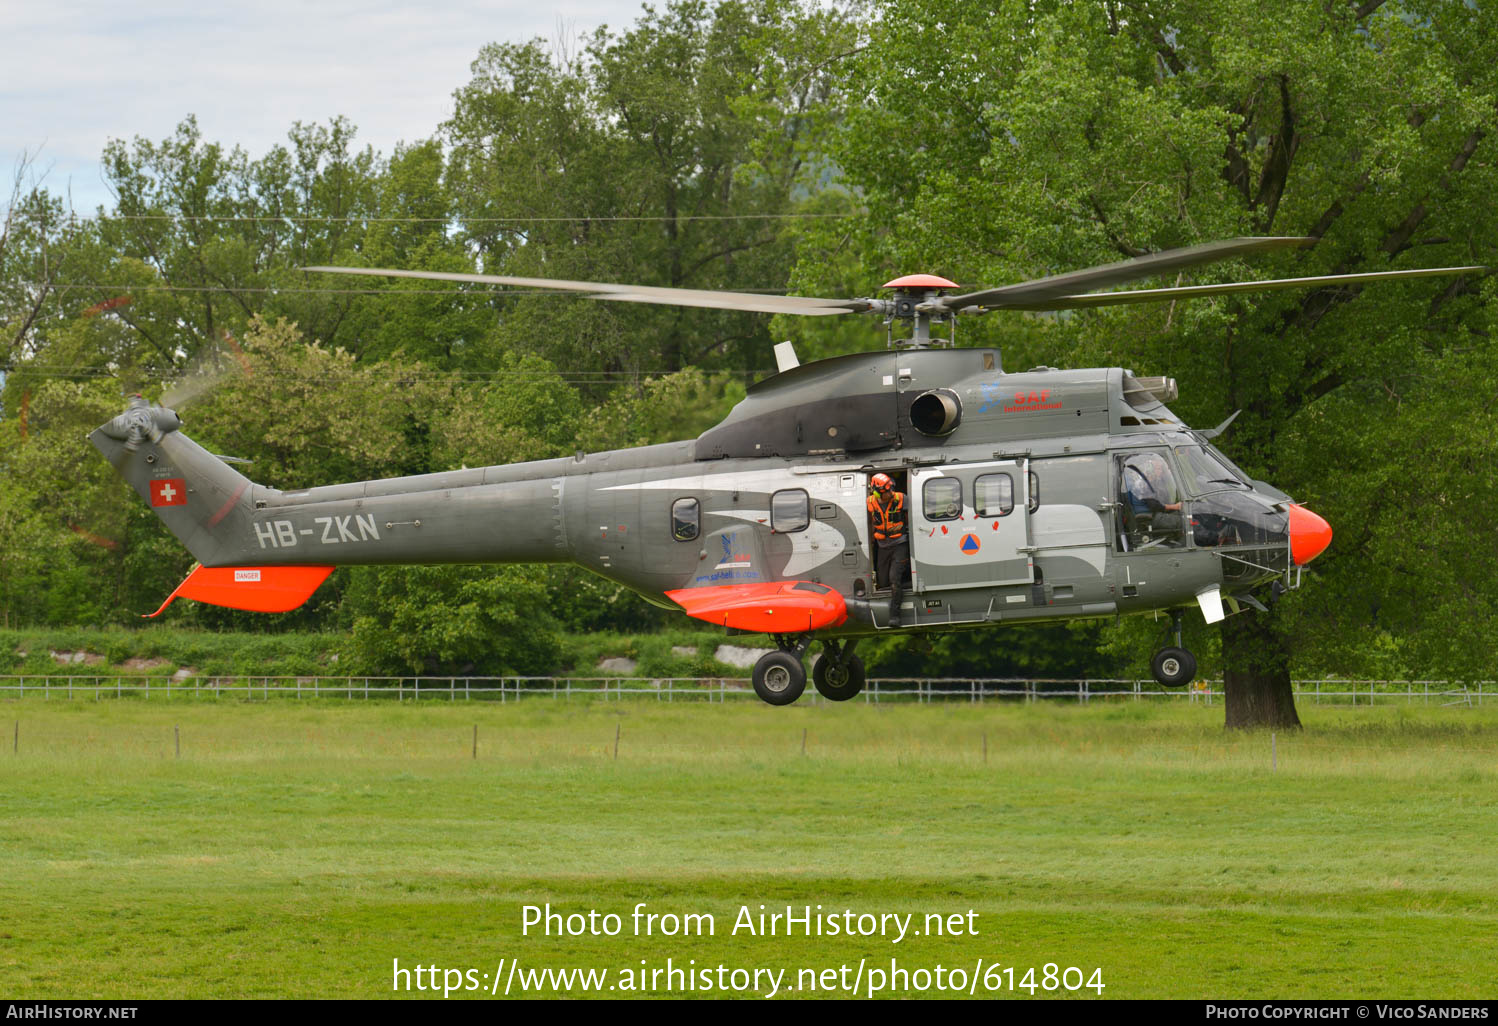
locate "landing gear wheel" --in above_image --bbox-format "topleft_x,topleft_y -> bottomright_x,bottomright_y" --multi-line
812,653 -> 865,702
1151,646 -> 1197,687
752,651 -> 806,706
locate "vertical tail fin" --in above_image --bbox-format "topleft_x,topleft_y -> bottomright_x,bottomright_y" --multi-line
89,397 -> 258,567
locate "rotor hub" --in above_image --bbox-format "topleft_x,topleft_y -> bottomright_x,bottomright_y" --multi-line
882,274 -> 959,350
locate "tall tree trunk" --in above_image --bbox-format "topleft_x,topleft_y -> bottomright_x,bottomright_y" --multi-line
1221,608 -> 1301,729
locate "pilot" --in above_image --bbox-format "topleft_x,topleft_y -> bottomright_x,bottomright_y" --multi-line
867,472 -> 910,627
1123,453 -> 1184,547
1124,454 -> 1181,517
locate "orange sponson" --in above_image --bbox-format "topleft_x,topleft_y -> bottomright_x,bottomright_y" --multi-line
665,581 -> 848,633
144,565 -> 335,618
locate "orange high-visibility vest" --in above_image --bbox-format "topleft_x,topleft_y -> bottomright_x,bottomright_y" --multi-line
867,492 -> 906,542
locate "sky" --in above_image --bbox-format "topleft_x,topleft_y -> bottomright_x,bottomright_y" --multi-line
2,0 -> 653,215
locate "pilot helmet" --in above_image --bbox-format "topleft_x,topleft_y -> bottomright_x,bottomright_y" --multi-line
871,472 -> 894,493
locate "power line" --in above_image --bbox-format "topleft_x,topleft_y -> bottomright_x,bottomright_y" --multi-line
5,366 -> 772,381
4,210 -> 861,225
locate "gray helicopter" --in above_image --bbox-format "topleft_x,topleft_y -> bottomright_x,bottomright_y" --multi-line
91,237 -> 1482,704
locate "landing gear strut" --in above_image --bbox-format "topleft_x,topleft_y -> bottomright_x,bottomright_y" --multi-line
752,633 -> 814,706
1150,609 -> 1197,687
811,640 -> 865,702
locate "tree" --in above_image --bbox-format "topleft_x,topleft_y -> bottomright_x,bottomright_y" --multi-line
800,0 -> 1498,725
340,563 -> 561,676
443,0 -> 860,379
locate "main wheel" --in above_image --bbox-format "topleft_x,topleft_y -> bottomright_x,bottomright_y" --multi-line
752,651 -> 806,706
1151,646 -> 1197,687
812,653 -> 866,702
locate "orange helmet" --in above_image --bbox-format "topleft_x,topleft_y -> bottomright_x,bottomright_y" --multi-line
872,472 -> 894,492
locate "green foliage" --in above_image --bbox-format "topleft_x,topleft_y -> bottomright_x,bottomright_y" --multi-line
861,621 -> 1119,681
576,368 -> 748,450
0,627 -> 340,677
340,564 -> 561,676
429,351 -> 583,468
443,0 -> 856,376
186,315 -> 439,488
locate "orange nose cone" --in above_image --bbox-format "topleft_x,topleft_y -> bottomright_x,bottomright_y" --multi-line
1288,504 -> 1333,565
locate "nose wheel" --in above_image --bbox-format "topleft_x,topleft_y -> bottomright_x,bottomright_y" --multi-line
1150,646 -> 1197,687
1150,609 -> 1196,687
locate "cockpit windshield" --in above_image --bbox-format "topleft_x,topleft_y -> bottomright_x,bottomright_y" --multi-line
1176,444 -> 1249,495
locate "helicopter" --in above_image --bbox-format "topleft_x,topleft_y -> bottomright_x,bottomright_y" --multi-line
89,237 -> 1485,705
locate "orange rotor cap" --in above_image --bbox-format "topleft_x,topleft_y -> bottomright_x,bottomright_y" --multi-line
1287,504 -> 1332,565
883,273 -> 958,290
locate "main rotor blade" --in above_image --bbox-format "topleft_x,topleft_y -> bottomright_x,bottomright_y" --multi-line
302,266 -> 871,317
942,237 -> 1315,311
992,265 -> 1489,312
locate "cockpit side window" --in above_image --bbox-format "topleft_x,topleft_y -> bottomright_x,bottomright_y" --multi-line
1116,451 -> 1185,551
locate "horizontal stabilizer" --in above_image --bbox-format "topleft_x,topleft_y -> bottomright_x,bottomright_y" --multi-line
144,565 -> 335,618
665,581 -> 848,633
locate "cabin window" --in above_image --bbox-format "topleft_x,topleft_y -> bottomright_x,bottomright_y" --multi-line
1028,470 -> 1040,513
671,497 -> 700,541
923,477 -> 962,521
771,489 -> 809,533
974,473 -> 1014,517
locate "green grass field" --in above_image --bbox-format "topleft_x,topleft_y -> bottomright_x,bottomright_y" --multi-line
1,698 -> 1495,999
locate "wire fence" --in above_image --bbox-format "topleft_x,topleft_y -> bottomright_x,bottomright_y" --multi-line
0,675 -> 1488,707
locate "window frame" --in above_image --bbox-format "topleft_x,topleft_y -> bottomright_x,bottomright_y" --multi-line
770,488 -> 810,534
670,496 -> 701,542
922,476 -> 963,522
973,472 -> 1015,518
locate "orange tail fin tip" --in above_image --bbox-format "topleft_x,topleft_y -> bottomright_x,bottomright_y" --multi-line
144,565 -> 335,618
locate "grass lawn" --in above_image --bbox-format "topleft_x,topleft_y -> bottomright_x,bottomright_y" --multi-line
1,698 -> 1495,999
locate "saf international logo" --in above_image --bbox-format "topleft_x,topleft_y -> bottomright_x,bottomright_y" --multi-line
958,532 -> 981,555
1002,388 -> 1062,414
715,532 -> 752,569
150,478 -> 187,507
976,383 -> 1064,414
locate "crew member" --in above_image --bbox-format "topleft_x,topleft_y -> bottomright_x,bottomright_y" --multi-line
1123,453 -> 1183,548
867,472 -> 910,627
